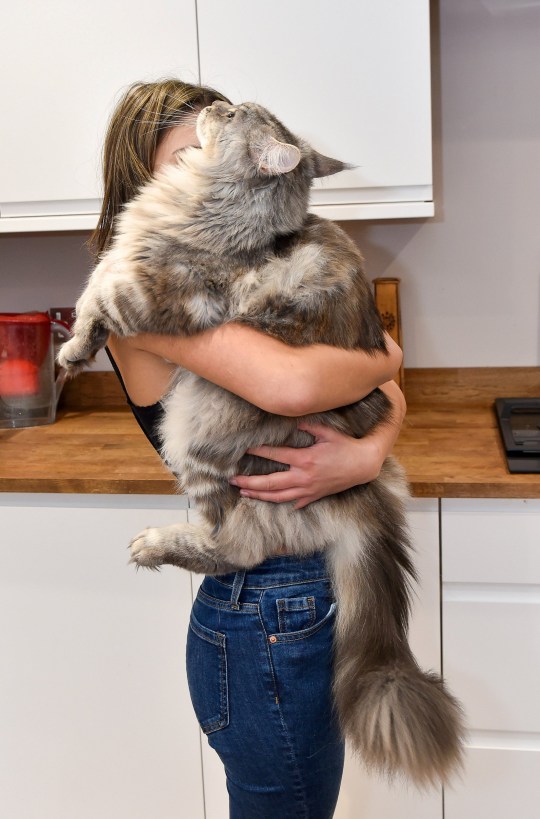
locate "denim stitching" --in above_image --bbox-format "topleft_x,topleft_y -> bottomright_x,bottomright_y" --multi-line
256,604 -> 280,703
277,595 -> 316,633
257,600 -> 310,817
212,575 -> 329,590
307,595 -> 316,625
201,637 -> 229,734
197,587 -> 259,612
270,602 -> 337,643
189,613 -> 226,645
188,614 -> 229,734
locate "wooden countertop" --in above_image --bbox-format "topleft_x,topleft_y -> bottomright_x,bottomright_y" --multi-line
1,367 -> 539,498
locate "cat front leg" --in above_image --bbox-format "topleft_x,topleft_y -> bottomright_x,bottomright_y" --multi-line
58,252 -> 145,373
129,522 -> 243,575
57,315 -> 109,375
57,258 -> 116,374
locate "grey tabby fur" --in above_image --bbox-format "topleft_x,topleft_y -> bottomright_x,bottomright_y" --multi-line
59,100 -> 465,786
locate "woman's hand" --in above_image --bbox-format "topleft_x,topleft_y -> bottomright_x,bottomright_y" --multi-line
229,380 -> 406,509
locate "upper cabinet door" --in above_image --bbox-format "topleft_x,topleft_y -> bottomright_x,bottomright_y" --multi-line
0,0 -> 198,221
197,0 -> 433,220
0,0 -> 432,231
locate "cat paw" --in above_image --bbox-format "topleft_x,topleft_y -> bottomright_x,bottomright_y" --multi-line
129,528 -> 169,570
57,319 -> 109,375
57,336 -> 94,375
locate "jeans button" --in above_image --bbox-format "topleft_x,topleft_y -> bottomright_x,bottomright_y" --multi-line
269,635 -> 277,644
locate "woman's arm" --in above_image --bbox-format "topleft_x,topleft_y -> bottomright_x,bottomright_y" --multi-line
108,329 -> 406,508
116,323 -> 402,415
230,379 -> 407,508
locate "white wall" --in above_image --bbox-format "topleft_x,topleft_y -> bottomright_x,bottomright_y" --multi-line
1,231 -> 92,312
1,0 -> 539,369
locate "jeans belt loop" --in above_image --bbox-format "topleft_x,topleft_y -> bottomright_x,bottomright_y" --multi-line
230,570 -> 246,610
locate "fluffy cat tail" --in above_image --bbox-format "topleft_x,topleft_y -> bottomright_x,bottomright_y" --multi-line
326,529 -> 465,788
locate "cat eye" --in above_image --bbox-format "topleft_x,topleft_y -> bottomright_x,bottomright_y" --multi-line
226,111 -> 236,118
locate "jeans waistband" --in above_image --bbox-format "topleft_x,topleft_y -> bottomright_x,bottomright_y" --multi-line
198,552 -> 329,611
198,551 -> 330,610
214,551 -> 329,590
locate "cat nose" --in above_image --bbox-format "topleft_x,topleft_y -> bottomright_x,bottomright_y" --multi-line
211,100 -> 229,114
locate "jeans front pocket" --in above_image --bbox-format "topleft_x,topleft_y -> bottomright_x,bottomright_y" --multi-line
277,595 -> 316,633
272,601 -> 337,642
186,612 -> 229,734
261,578 -> 337,642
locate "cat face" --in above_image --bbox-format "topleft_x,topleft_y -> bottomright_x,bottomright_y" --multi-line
196,100 -> 348,182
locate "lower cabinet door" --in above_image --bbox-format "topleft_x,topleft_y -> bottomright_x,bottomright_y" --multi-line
442,498 -> 540,819
196,498 -> 443,819
444,748 -> 540,819
0,494 -> 204,819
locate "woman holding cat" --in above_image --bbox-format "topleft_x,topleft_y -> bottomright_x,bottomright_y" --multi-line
93,79 -> 406,818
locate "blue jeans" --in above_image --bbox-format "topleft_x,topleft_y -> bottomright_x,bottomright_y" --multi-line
186,552 -> 345,819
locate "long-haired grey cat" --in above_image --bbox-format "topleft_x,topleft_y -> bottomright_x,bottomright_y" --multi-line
59,100 -> 464,786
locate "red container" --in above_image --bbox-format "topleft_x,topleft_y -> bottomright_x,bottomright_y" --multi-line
0,312 -> 51,395
0,312 -> 71,427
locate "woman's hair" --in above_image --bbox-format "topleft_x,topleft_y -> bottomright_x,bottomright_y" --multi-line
89,79 -> 230,259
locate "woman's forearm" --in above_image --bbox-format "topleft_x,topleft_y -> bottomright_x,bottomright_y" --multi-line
128,324 -> 402,416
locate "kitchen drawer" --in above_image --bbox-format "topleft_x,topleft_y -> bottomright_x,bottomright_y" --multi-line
442,499 -> 540,585
443,596 -> 540,732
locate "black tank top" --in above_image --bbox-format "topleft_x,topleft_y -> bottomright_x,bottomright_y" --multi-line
105,347 -> 164,454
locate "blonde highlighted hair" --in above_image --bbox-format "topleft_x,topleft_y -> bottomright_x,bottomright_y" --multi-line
89,79 -> 229,259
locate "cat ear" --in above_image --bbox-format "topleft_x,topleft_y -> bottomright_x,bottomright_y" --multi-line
252,137 -> 302,176
311,151 -> 351,179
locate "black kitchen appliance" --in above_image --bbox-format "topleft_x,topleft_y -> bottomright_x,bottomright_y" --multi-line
495,397 -> 540,474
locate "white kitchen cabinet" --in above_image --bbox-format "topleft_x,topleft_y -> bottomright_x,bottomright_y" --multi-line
0,492 -> 450,818
444,748 -> 540,819
441,498 -> 540,819
197,498 -> 443,819
0,0 -> 199,228
1,0 -> 432,232
197,0 -> 433,220
0,494 -> 204,819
